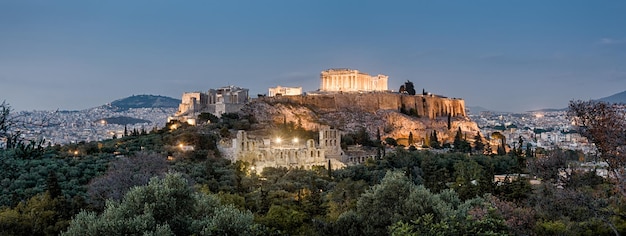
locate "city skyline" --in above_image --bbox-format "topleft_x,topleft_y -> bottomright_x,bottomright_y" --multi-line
1,0 -> 625,112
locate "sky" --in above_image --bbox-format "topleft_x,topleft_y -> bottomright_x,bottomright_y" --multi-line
1,0 -> 625,112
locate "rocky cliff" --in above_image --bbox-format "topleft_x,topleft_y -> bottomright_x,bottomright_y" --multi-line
240,93 -> 481,145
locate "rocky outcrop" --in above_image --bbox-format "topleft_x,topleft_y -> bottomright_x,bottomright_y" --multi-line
241,93 -> 481,145
260,93 -> 466,119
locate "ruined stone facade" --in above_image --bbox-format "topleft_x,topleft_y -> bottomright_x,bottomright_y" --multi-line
320,68 -> 388,92
219,126 -> 347,172
268,85 -> 303,97
170,85 -> 249,123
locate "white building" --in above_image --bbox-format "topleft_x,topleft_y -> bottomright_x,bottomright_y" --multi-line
268,85 -> 303,97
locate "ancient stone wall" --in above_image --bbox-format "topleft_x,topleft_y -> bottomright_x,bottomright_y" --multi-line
260,93 -> 466,119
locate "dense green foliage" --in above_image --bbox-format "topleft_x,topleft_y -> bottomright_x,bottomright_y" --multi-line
63,173 -> 259,236
0,150 -> 110,207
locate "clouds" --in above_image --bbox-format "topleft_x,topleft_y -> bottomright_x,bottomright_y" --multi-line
596,38 -> 626,46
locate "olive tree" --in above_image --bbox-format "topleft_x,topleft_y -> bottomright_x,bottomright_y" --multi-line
64,173 -> 260,235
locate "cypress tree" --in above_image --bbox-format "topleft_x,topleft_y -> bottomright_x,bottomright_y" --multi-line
46,171 -> 63,199
474,131 -> 485,154
327,159 -> 332,178
453,127 -> 463,152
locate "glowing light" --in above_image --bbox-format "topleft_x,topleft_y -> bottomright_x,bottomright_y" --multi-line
292,138 -> 299,144
179,143 -> 184,149
73,150 -> 78,155
535,113 -> 544,118
275,138 -> 282,144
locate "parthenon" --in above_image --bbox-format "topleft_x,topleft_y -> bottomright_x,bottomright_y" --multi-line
320,68 -> 388,92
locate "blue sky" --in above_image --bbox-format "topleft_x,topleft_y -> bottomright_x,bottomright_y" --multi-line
1,0 -> 625,112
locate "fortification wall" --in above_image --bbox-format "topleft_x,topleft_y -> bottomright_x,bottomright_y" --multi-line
260,93 -> 466,119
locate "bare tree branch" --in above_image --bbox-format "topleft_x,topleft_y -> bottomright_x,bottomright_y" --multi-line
568,100 -> 626,198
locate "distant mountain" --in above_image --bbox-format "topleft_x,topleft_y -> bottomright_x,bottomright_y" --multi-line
597,90 -> 626,104
110,95 -> 180,110
467,106 -> 492,114
526,108 -> 567,113
467,106 -> 510,114
96,116 -> 151,125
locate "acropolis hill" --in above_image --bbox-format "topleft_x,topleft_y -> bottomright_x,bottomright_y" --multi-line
241,69 -> 479,145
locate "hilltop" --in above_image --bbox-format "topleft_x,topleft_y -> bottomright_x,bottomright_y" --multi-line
241,93 -> 481,145
110,95 -> 181,110
598,90 -> 626,104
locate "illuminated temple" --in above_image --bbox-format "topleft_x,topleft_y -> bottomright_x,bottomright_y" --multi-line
320,68 -> 388,92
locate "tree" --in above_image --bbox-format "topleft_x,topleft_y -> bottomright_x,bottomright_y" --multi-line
430,131 -> 441,149
347,171 -> 428,235
198,112 -> 219,124
528,150 -> 622,235
492,132 -> 507,155
63,173 -> 260,235
516,136 -> 524,156
0,192 -> 69,236
568,100 -> 626,197
376,129 -> 384,159
0,101 -> 15,148
337,171 -> 505,235
0,102 -> 26,149
525,143 -> 533,157
46,171 -> 63,199
474,132 -> 485,154
1,101 -> 55,151
497,145 -> 507,156
408,132 -> 414,146
385,137 -> 398,147
403,81 -> 416,95
453,128 -> 463,152
453,127 -> 471,153
87,152 -> 168,210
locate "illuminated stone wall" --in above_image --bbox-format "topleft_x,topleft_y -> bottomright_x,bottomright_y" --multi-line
261,93 -> 466,119
175,92 -> 207,116
172,85 -> 250,119
221,126 -> 347,171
